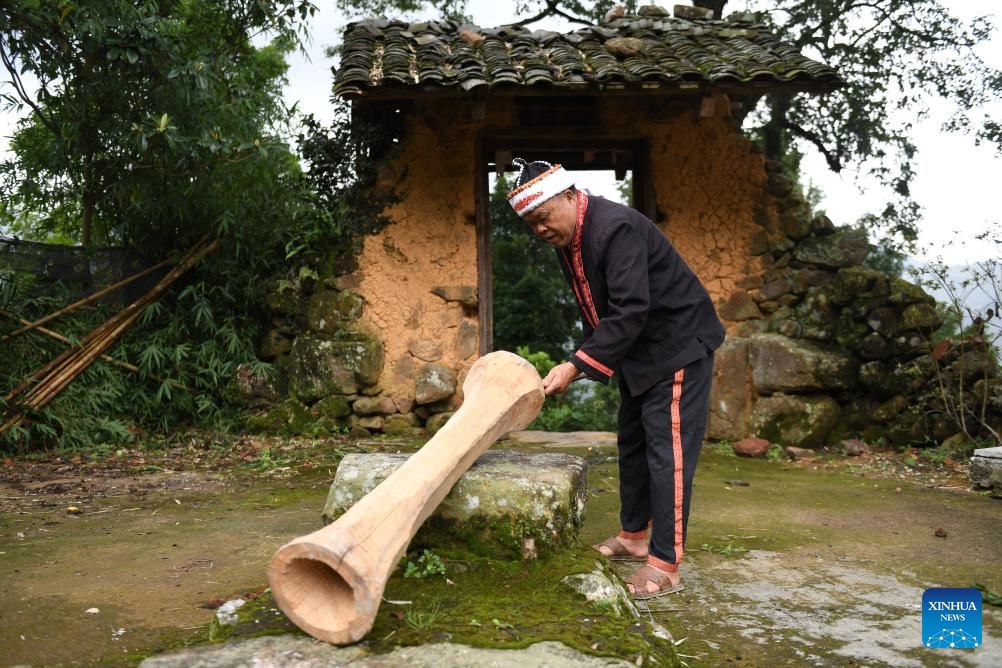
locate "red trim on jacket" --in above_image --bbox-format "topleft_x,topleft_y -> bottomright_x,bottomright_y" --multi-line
575,350 -> 613,377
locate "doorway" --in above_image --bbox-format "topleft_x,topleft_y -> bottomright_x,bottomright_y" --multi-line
475,136 -> 653,355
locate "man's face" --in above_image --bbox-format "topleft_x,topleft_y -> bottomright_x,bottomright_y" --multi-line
522,189 -> 578,248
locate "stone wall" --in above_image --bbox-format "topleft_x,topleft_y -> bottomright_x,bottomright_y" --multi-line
706,157 -> 1002,448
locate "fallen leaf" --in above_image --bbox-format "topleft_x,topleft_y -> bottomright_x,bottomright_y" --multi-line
85,607 -> 99,614
934,528 -> 947,538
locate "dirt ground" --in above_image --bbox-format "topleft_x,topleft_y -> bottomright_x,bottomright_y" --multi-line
1,432 -> 1000,666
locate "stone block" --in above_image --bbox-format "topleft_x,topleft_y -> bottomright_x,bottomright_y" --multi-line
352,395 -> 396,415
719,291 -> 763,322
408,339 -> 443,362
415,363 -> 457,404
288,332 -> 383,401
793,227 -> 868,268
323,450 -> 587,559
430,285 -> 477,309
750,393 -> 840,448
708,338 -> 754,440
969,447 -> 1002,490
305,289 -> 364,333
749,333 -> 858,393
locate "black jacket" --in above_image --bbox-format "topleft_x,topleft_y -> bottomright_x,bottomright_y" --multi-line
556,194 -> 725,397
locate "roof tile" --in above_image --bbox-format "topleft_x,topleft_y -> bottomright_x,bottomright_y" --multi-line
334,13 -> 841,98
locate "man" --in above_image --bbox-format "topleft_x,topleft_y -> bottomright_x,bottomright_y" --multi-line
507,158 -> 725,600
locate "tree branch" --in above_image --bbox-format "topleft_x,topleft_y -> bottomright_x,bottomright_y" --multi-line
513,1 -> 592,27
0,42 -> 59,137
780,116 -> 843,173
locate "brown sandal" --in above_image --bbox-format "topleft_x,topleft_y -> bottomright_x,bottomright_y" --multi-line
625,563 -> 685,600
592,536 -> 648,562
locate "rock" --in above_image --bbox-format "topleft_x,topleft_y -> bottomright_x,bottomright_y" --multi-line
732,437 -> 771,458
605,37 -> 647,57
888,277 -> 933,306
638,4 -> 670,17
324,451 -> 587,559
756,277 -> 793,302
719,291 -> 763,322
841,439 -> 869,456
426,411 -> 455,434
786,446 -> 815,460
940,433 -> 967,450
857,332 -> 891,360
792,269 -> 834,294
430,285 -> 477,309
315,395 -> 351,419
505,431 -> 618,447
872,395 -> 908,422
258,329 -> 291,360
750,394 -> 840,448
408,339 -> 443,362
140,636 -> 638,668
968,447 -> 1002,490
454,320 -> 479,360
288,332 -> 383,401
383,412 -> 422,436
765,172 -> 794,197
858,361 -> 901,397
224,363 -> 282,408
829,266 -> 888,305
708,338 -> 754,440
357,415 -> 384,431
865,307 -> 901,336
734,319 -> 769,337
348,425 -> 371,439
780,203 -> 813,240
810,214 -> 836,236
562,566 -> 638,618
245,399 -> 312,435
264,280 -> 299,316
351,395 -> 396,415
749,333 -> 858,393
792,288 -> 836,340
304,289 -> 364,333
673,4 -> 713,20
899,303 -> 942,332
793,227 -> 869,268
393,396 -> 414,414
415,363 -> 457,405
215,599 -> 245,626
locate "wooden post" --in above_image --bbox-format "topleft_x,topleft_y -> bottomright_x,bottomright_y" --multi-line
267,351 -> 544,644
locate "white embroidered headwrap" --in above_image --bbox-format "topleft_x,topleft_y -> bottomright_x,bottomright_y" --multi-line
506,159 -> 576,216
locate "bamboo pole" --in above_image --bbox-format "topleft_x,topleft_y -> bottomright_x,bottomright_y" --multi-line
0,308 -> 189,392
0,257 -> 173,342
1,238 -> 217,436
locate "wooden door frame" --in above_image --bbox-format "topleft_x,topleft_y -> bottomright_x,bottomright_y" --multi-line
475,131 -> 654,355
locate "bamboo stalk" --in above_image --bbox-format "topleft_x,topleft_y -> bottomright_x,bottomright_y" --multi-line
1,238 -> 217,437
4,237 -> 209,401
0,257 -> 173,342
0,308 -> 190,392
18,239 -> 216,409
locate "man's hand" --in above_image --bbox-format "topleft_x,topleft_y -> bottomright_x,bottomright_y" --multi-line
542,362 -> 580,397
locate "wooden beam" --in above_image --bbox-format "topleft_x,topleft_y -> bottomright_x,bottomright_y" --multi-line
475,134 -> 493,356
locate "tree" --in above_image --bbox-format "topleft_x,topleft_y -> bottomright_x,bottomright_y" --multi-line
1,0 -> 317,248
490,174 -> 580,360
336,0 -> 1001,251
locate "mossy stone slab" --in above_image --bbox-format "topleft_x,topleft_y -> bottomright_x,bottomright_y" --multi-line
322,450 -> 587,559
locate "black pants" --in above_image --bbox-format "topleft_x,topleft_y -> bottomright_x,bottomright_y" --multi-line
616,352 -> 714,569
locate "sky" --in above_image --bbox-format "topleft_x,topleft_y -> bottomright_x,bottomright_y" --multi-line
2,1 -> 1000,265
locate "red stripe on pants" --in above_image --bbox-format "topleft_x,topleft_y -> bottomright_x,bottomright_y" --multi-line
670,368 -> 685,567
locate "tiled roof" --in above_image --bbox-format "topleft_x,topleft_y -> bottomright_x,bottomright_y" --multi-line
333,10 -> 842,98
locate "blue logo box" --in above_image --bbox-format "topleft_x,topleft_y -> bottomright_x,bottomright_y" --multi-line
923,588 -> 982,649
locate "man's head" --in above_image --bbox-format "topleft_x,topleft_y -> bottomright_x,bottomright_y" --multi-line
506,159 -> 578,248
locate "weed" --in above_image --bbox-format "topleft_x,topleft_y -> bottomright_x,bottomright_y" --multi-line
403,549 -> 447,579
699,542 -> 748,557
403,601 -> 442,631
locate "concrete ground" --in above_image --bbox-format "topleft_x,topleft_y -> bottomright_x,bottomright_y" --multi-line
1,432 -> 1000,666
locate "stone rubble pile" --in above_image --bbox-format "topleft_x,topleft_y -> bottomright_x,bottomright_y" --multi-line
709,158 -> 1001,449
